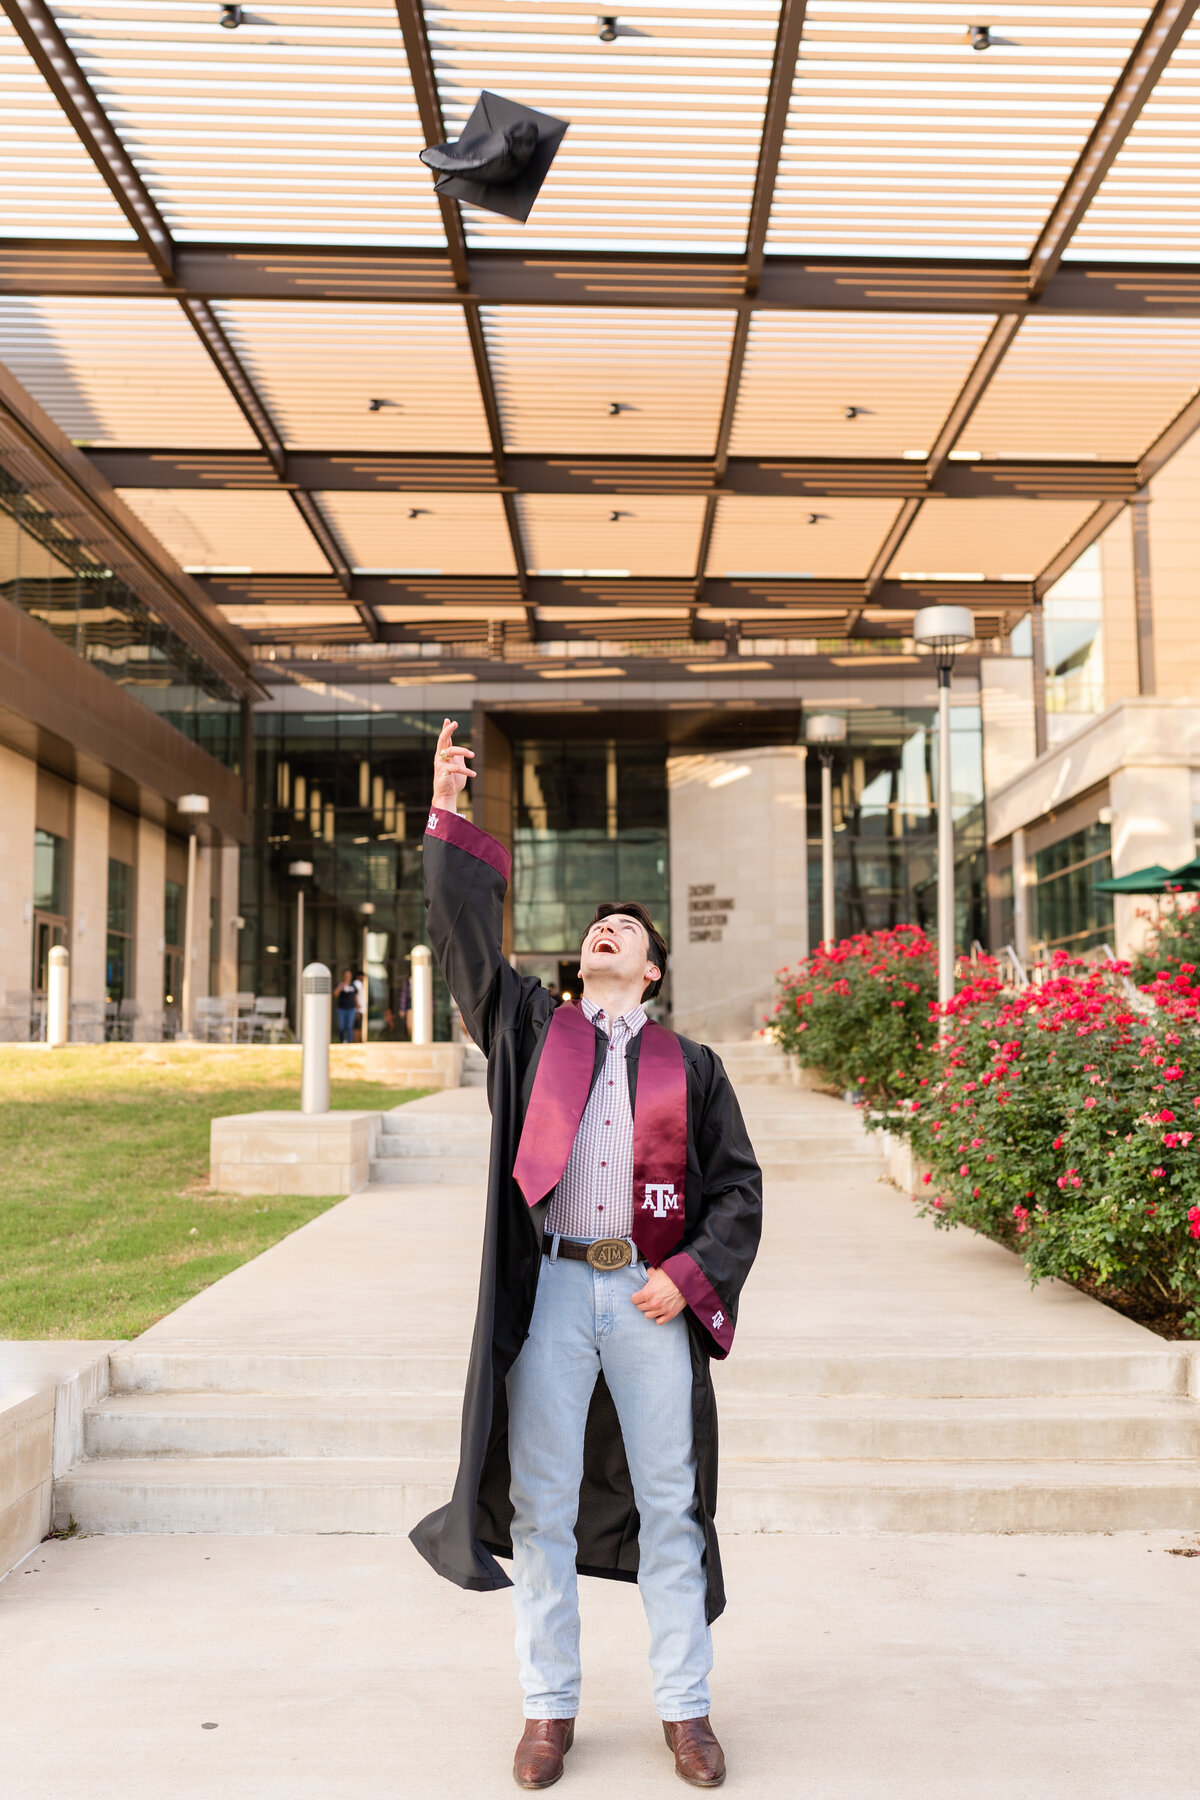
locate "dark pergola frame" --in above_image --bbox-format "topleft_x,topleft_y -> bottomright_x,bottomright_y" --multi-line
1,0 -> 1198,659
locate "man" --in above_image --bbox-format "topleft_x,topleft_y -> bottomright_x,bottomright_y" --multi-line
410,720 -> 762,1791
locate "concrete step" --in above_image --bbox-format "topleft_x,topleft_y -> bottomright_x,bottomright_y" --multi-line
55,1452 -> 1200,1536
718,1459 -> 1200,1534
374,1129 -> 491,1159
107,1347 -> 469,1396
82,1392 -> 1200,1465
54,1457 -> 457,1535
713,1347 -> 1191,1400
369,1155 -> 490,1185
107,1344 -> 1189,1401
85,1393 -> 463,1461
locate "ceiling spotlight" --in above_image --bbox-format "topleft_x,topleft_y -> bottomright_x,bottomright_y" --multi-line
597,15 -> 618,41
843,405 -> 861,419
608,401 -> 622,415
219,2 -> 241,25
368,397 -> 396,412
407,507 -> 427,519
609,510 -> 624,522
967,23 -> 991,50
806,512 -> 821,525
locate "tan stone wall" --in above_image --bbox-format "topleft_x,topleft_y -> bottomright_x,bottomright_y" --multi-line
1146,433 -> 1200,701
70,786 -> 110,1003
0,743 -> 36,996
667,744 -> 808,1042
1097,506 -> 1141,706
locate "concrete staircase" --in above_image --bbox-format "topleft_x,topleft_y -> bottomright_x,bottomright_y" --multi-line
53,1068 -> 1200,1538
56,1339 -> 1200,1537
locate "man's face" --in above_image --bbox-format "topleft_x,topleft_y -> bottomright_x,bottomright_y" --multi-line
578,913 -> 660,992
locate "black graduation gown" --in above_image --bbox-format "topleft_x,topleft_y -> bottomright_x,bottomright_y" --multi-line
408,808 -> 763,1625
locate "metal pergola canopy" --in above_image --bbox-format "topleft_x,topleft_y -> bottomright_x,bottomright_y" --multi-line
0,0 -> 1198,670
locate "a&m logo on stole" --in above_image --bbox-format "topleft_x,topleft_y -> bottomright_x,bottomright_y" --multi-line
642,1183 -> 680,1219
428,810 -> 439,832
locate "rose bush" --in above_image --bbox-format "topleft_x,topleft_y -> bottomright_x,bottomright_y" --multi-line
769,925 -> 936,1110
1129,897 -> 1200,984
771,939 -> 1200,1336
902,956 -> 1200,1336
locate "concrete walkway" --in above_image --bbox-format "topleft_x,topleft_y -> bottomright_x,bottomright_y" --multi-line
4,1529 -> 1200,1798
6,1073 -> 1200,1794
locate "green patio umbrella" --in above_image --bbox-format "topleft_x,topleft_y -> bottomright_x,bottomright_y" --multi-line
1162,855 -> 1200,890
1092,864 -> 1172,894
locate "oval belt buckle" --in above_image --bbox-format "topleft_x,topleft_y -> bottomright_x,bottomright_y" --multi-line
586,1237 -> 633,1271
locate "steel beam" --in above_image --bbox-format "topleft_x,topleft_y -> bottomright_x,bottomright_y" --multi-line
0,0 -> 174,281
1028,0 -> 1200,298
7,243 -> 1200,315
391,0 -> 470,288
84,448 -> 1142,503
744,0 -> 808,294
1034,499 -> 1128,598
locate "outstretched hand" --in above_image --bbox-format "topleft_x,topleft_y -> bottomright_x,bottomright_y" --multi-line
432,717 -> 476,813
631,1266 -> 686,1325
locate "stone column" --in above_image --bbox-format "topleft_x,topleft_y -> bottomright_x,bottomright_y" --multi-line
0,743 -> 36,996
1011,826 -> 1031,960
214,842 -> 241,996
70,787 -> 109,1003
1110,764 -> 1193,960
135,815 -> 166,1006
194,840 -> 214,1000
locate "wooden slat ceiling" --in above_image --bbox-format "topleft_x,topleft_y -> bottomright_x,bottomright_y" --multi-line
0,0 -> 1198,666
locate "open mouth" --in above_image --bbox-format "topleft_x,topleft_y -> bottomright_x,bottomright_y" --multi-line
593,937 -> 619,955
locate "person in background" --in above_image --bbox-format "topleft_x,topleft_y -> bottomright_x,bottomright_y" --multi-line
334,969 -> 358,1045
353,970 -> 366,1041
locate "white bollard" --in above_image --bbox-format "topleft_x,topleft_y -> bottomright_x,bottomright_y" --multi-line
47,944 -> 69,1047
411,945 -> 433,1046
300,962 -> 331,1115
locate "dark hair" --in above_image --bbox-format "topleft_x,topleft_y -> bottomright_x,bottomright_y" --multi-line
582,901 -> 668,1000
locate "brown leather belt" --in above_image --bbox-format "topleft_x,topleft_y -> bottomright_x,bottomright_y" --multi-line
542,1236 -> 635,1271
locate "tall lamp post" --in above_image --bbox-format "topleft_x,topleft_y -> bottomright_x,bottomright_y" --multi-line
805,714 -> 847,949
359,901 -> 375,1043
912,605 -> 975,1007
288,860 -> 313,1039
177,793 -> 209,1038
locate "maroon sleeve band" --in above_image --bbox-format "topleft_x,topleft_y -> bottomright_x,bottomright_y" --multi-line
661,1250 -> 735,1358
425,807 -> 511,883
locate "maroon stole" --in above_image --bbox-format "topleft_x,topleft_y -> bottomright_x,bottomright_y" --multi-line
512,1002 -> 688,1265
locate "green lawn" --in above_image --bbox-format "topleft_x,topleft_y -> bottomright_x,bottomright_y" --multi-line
0,1046 -> 427,1340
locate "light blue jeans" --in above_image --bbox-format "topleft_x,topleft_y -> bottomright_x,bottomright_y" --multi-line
505,1239 -> 712,1722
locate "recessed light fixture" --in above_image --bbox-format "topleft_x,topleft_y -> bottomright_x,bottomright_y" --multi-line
806,513 -> 821,525
597,15 -> 618,41
844,405 -> 861,420
407,507 -> 427,519
219,3 -> 241,26
608,401 -> 622,416
967,23 -> 991,50
609,510 -> 625,522
368,397 -> 396,412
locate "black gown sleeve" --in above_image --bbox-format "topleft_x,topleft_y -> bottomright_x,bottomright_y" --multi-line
662,1047 -> 763,1358
422,806 -> 539,1054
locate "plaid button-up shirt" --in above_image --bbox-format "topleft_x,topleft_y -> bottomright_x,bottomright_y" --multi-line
544,995 -> 647,1241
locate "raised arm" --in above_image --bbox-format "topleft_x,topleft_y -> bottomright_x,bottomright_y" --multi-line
423,718 -> 535,1053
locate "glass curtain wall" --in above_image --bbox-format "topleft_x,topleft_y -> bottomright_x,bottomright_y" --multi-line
0,472 -> 242,768
241,710 -> 464,1037
32,827 -> 68,992
1032,824 -> 1115,954
511,738 -> 669,991
806,704 -> 986,948
106,858 -> 134,1002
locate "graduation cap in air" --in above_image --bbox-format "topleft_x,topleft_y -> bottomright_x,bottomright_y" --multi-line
419,91 -> 569,222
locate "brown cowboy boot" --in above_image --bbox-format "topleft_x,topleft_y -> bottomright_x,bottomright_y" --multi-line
663,1716 -> 726,1788
513,1718 -> 575,1790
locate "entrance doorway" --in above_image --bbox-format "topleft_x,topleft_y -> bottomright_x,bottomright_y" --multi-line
32,911 -> 66,993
